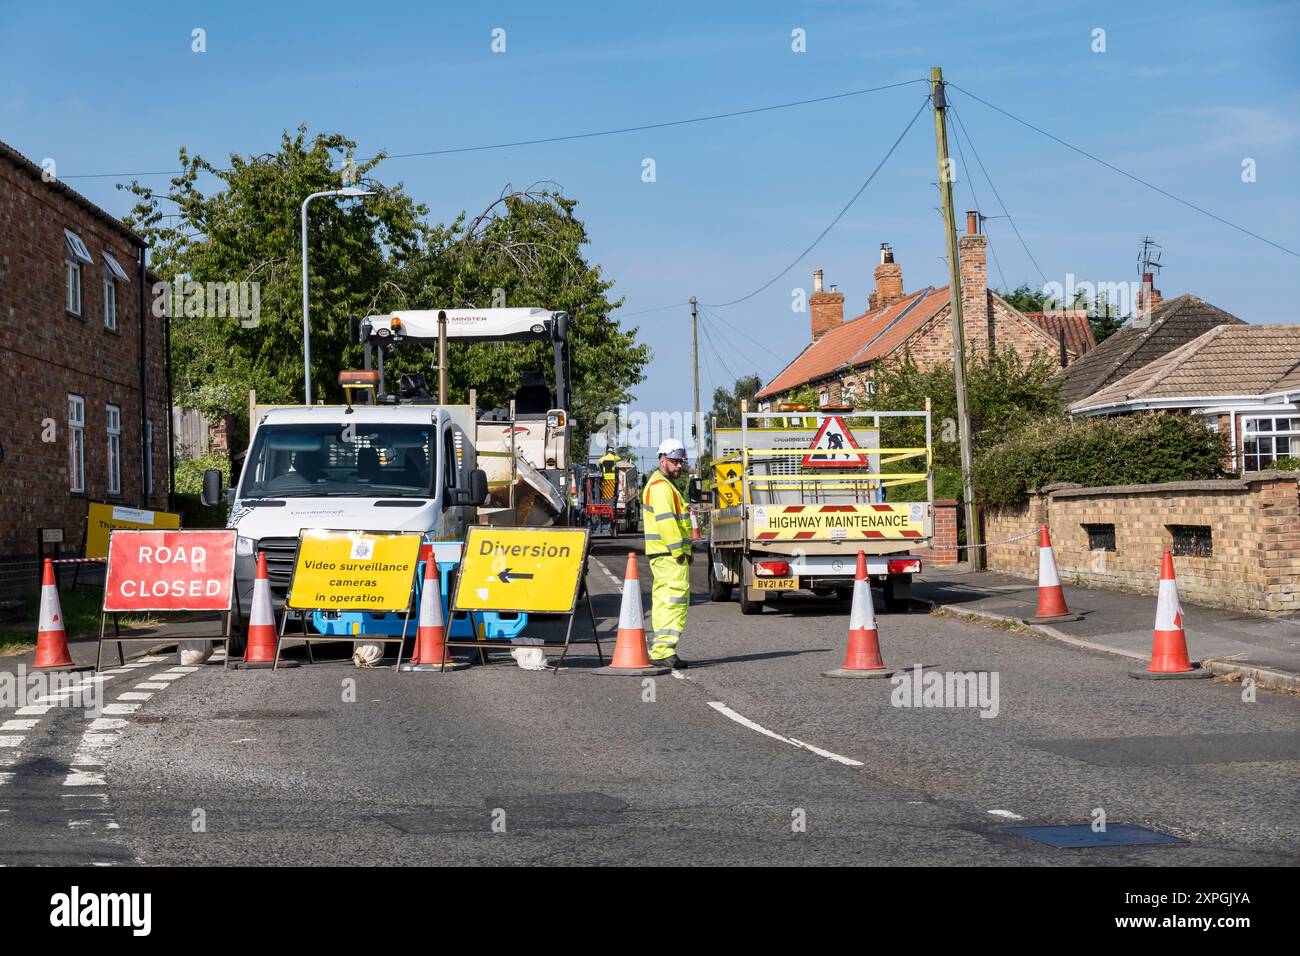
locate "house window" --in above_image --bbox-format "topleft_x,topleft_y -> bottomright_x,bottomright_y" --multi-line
106,404 -> 122,496
68,395 -> 86,492
842,382 -> 857,405
63,228 -> 93,315
1242,417 -> 1300,470
1083,523 -> 1116,552
866,379 -> 878,397
1168,524 -> 1212,558
103,268 -> 117,329
818,388 -> 830,407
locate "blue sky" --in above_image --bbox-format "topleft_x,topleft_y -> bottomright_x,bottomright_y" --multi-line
4,0 -> 1298,465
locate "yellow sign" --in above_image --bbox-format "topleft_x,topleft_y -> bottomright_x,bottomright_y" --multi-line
287,530 -> 421,611
752,503 -> 927,541
453,526 -> 589,614
85,502 -> 181,560
714,460 -> 743,508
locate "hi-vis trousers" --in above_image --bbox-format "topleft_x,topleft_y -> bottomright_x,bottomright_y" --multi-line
649,555 -> 690,661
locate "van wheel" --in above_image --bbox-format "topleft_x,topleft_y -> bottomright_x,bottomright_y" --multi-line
740,586 -> 763,615
708,554 -> 733,602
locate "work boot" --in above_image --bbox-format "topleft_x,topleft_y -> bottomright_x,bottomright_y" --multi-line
654,654 -> 688,670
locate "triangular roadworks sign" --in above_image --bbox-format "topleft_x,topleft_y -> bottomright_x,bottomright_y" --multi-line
802,416 -> 868,468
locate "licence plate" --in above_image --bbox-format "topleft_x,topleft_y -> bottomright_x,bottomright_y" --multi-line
754,576 -> 797,590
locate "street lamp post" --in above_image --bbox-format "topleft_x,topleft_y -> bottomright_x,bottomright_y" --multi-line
300,186 -> 374,404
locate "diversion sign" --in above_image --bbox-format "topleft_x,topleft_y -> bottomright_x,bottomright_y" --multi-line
753,503 -> 927,541
286,530 -> 421,612
453,526 -> 589,614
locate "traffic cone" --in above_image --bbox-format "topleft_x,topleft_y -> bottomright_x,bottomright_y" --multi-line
595,552 -> 670,676
1023,525 -> 1082,624
400,558 -> 467,672
690,508 -> 701,541
823,551 -> 893,679
1130,551 -> 1209,680
230,552 -> 296,669
34,559 -> 85,671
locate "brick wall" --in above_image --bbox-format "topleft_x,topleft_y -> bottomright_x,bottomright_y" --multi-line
0,151 -> 170,597
983,474 -> 1300,614
914,498 -> 958,566
890,298 -> 1060,373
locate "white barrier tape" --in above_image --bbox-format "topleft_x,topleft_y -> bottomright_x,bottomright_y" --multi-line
957,528 -> 1040,550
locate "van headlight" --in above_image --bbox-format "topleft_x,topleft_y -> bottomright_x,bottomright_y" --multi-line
236,535 -> 255,557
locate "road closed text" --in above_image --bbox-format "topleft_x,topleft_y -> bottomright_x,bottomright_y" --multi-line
104,530 -> 236,612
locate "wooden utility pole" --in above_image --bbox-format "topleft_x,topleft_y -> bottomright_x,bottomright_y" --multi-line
931,66 -> 983,568
691,295 -> 700,473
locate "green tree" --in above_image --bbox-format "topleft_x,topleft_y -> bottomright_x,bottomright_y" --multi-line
123,128 -> 434,413
124,132 -> 650,454
994,283 -> 1058,313
873,348 -> 1066,501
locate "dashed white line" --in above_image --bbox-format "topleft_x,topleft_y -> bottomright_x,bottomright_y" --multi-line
133,682 -> 169,690
88,718 -> 128,731
99,703 -> 140,715
707,702 -> 863,768
165,666 -> 200,674
987,809 -> 1025,820
15,705 -> 53,716
0,736 -> 24,748
1,720 -> 39,732
63,770 -> 106,787
116,692 -> 153,701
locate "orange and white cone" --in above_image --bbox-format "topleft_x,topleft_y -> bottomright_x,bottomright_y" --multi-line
823,551 -> 893,678
231,552 -> 295,669
690,508 -> 701,541
400,557 -> 467,672
1024,525 -> 1082,624
1131,551 -> 1209,680
34,559 -> 81,670
595,552 -> 669,675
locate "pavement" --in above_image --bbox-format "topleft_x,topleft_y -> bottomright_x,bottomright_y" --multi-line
1,540 -> 1297,866
914,565 -> 1300,693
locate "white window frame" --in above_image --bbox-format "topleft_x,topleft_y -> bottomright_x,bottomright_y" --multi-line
65,259 -> 81,314
102,251 -> 130,282
103,267 -> 117,330
68,395 -> 86,493
106,403 -> 122,496
1242,416 -> 1300,471
818,388 -> 830,406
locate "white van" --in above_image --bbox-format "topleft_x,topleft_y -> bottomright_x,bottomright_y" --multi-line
203,402 -> 486,638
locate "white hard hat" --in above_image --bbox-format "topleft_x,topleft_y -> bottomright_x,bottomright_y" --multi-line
656,438 -> 687,461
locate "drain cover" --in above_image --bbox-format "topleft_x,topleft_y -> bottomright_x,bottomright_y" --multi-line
1009,824 -> 1185,849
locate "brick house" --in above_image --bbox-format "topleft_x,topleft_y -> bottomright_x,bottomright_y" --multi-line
0,140 -> 171,597
756,213 -> 1092,407
1070,324 -> 1300,473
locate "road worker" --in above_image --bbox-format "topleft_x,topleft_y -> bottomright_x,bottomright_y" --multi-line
642,438 -> 693,668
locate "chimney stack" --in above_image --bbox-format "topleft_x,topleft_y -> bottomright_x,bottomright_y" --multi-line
958,210 -> 991,353
809,268 -> 844,341
1136,271 -> 1163,316
869,242 -> 905,311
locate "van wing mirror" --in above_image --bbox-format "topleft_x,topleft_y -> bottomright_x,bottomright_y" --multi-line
461,468 -> 489,507
688,477 -> 703,505
201,468 -> 223,507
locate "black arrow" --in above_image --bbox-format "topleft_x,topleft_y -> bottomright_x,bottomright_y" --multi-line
498,568 -> 534,584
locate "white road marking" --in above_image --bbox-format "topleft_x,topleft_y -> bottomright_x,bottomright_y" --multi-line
81,733 -> 120,747
99,703 -> 140,715
15,705 -> 53,715
99,669 -> 132,675
597,561 -> 624,588
88,718 -> 128,731
71,753 -> 104,766
133,682 -> 169,690
987,809 -> 1025,820
63,770 -> 106,786
116,692 -> 153,701
1,720 -> 39,731
148,673 -> 184,682
135,656 -> 167,663
670,669 -> 690,681
0,752 -> 21,766
165,666 -> 200,674
63,793 -> 108,803
0,736 -> 24,748
707,702 -> 863,767
0,772 -> 13,785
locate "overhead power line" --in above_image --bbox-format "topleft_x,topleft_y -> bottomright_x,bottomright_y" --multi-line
58,79 -> 930,182
946,109 -> 1010,292
949,103 -> 1048,285
704,95 -> 931,308
949,82 -> 1299,260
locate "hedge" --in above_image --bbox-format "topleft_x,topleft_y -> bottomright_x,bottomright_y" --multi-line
973,412 -> 1229,506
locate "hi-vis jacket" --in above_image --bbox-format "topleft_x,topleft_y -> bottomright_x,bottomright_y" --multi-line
642,472 -> 691,559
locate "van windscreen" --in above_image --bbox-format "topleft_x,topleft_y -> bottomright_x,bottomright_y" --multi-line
241,423 -> 435,498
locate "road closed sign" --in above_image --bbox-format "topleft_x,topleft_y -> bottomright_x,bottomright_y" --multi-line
453,526 -> 590,614
103,529 -> 237,612
286,530 -> 422,612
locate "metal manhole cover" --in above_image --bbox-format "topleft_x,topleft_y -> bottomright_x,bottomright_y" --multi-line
1009,824 -> 1185,849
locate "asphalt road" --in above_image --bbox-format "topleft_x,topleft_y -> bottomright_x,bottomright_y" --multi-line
2,540 -> 1297,866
